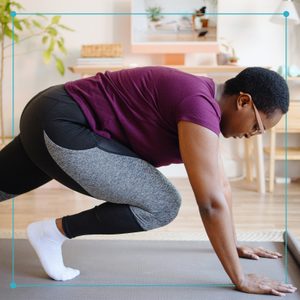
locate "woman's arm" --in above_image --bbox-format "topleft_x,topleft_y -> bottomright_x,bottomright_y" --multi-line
178,120 -> 244,286
218,149 -> 237,246
177,121 -> 297,296
218,145 -> 283,260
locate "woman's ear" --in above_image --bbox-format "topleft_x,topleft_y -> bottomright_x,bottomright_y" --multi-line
237,93 -> 251,109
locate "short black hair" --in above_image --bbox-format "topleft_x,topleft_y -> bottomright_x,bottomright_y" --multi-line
223,67 -> 289,117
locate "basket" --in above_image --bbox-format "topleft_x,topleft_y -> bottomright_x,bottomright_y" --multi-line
81,44 -> 123,58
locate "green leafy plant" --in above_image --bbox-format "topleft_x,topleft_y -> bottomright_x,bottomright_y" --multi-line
0,0 -> 74,144
146,6 -> 163,22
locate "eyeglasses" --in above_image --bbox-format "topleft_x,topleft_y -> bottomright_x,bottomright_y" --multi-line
240,92 -> 265,136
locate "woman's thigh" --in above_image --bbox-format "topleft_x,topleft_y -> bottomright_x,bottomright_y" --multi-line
19,84 -> 95,196
45,132 -> 181,230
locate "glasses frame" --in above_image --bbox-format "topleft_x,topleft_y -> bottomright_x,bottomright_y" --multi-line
240,92 -> 265,136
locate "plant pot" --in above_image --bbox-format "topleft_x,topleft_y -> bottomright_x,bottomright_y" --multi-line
229,57 -> 239,64
200,18 -> 209,28
216,52 -> 229,65
148,20 -> 160,31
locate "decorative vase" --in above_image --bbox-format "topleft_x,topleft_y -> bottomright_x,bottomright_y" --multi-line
193,16 -> 203,30
216,52 -> 229,65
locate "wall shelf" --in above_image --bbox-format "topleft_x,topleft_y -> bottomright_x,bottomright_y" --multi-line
69,65 -> 255,76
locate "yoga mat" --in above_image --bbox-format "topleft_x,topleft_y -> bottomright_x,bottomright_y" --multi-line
0,239 -> 299,299
285,231 -> 300,267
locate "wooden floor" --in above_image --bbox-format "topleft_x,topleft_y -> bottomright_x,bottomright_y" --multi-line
0,178 -> 299,241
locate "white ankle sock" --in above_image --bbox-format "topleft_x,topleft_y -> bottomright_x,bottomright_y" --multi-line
27,218 -> 80,281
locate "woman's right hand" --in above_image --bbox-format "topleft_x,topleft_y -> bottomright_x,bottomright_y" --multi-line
236,273 -> 297,296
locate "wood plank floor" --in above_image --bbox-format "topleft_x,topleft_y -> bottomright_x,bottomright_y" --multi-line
0,178 -> 299,241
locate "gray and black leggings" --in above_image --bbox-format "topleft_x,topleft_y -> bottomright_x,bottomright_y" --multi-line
0,85 -> 181,238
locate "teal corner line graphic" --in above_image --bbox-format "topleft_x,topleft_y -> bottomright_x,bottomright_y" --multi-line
9,10 -> 289,288
16,283 -> 236,288
284,11 -> 289,285
10,10 -> 16,288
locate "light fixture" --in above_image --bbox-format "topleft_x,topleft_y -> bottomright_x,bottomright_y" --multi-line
271,0 -> 300,25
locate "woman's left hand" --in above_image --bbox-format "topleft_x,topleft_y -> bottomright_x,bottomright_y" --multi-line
237,245 -> 282,260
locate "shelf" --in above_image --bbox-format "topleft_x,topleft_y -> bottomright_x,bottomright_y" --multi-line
69,65 -> 256,76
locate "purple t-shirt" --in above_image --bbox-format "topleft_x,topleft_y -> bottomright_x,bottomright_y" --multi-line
64,66 -> 221,167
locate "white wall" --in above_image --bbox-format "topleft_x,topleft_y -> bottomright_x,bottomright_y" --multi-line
2,0 -> 299,179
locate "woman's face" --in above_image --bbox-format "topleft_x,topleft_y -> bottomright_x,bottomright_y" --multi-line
220,93 -> 283,138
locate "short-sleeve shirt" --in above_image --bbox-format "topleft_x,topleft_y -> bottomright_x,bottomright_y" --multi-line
64,66 -> 221,167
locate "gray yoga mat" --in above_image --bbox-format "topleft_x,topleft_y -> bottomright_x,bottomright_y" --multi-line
286,231 -> 300,267
0,238 -> 299,300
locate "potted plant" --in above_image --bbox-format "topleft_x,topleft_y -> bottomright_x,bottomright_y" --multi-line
192,6 -> 208,30
199,7 -> 209,28
0,0 -> 74,145
228,48 -> 239,64
146,6 -> 164,31
146,6 -> 163,22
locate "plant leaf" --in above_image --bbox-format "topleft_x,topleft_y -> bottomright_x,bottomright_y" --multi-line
47,27 -> 58,36
48,37 -> 55,52
14,32 -> 19,42
42,35 -> 48,44
0,0 -> 9,9
14,18 -> 22,30
32,20 -> 43,29
57,24 -> 74,31
5,25 -> 19,42
0,15 -> 10,25
42,50 -> 51,64
57,40 -> 67,55
55,56 -> 65,75
3,25 -> 13,38
4,0 -> 10,11
51,16 -> 61,24
21,18 -> 31,30
36,13 -> 47,20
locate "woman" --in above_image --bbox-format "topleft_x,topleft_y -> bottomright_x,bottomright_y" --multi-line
0,66 -> 296,296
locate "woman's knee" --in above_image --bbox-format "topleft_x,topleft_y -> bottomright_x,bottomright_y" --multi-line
130,184 -> 182,231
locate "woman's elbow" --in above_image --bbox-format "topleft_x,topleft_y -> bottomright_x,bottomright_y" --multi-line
196,192 -> 227,214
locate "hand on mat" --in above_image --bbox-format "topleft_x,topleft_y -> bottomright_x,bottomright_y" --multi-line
237,245 -> 282,260
236,273 -> 297,296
